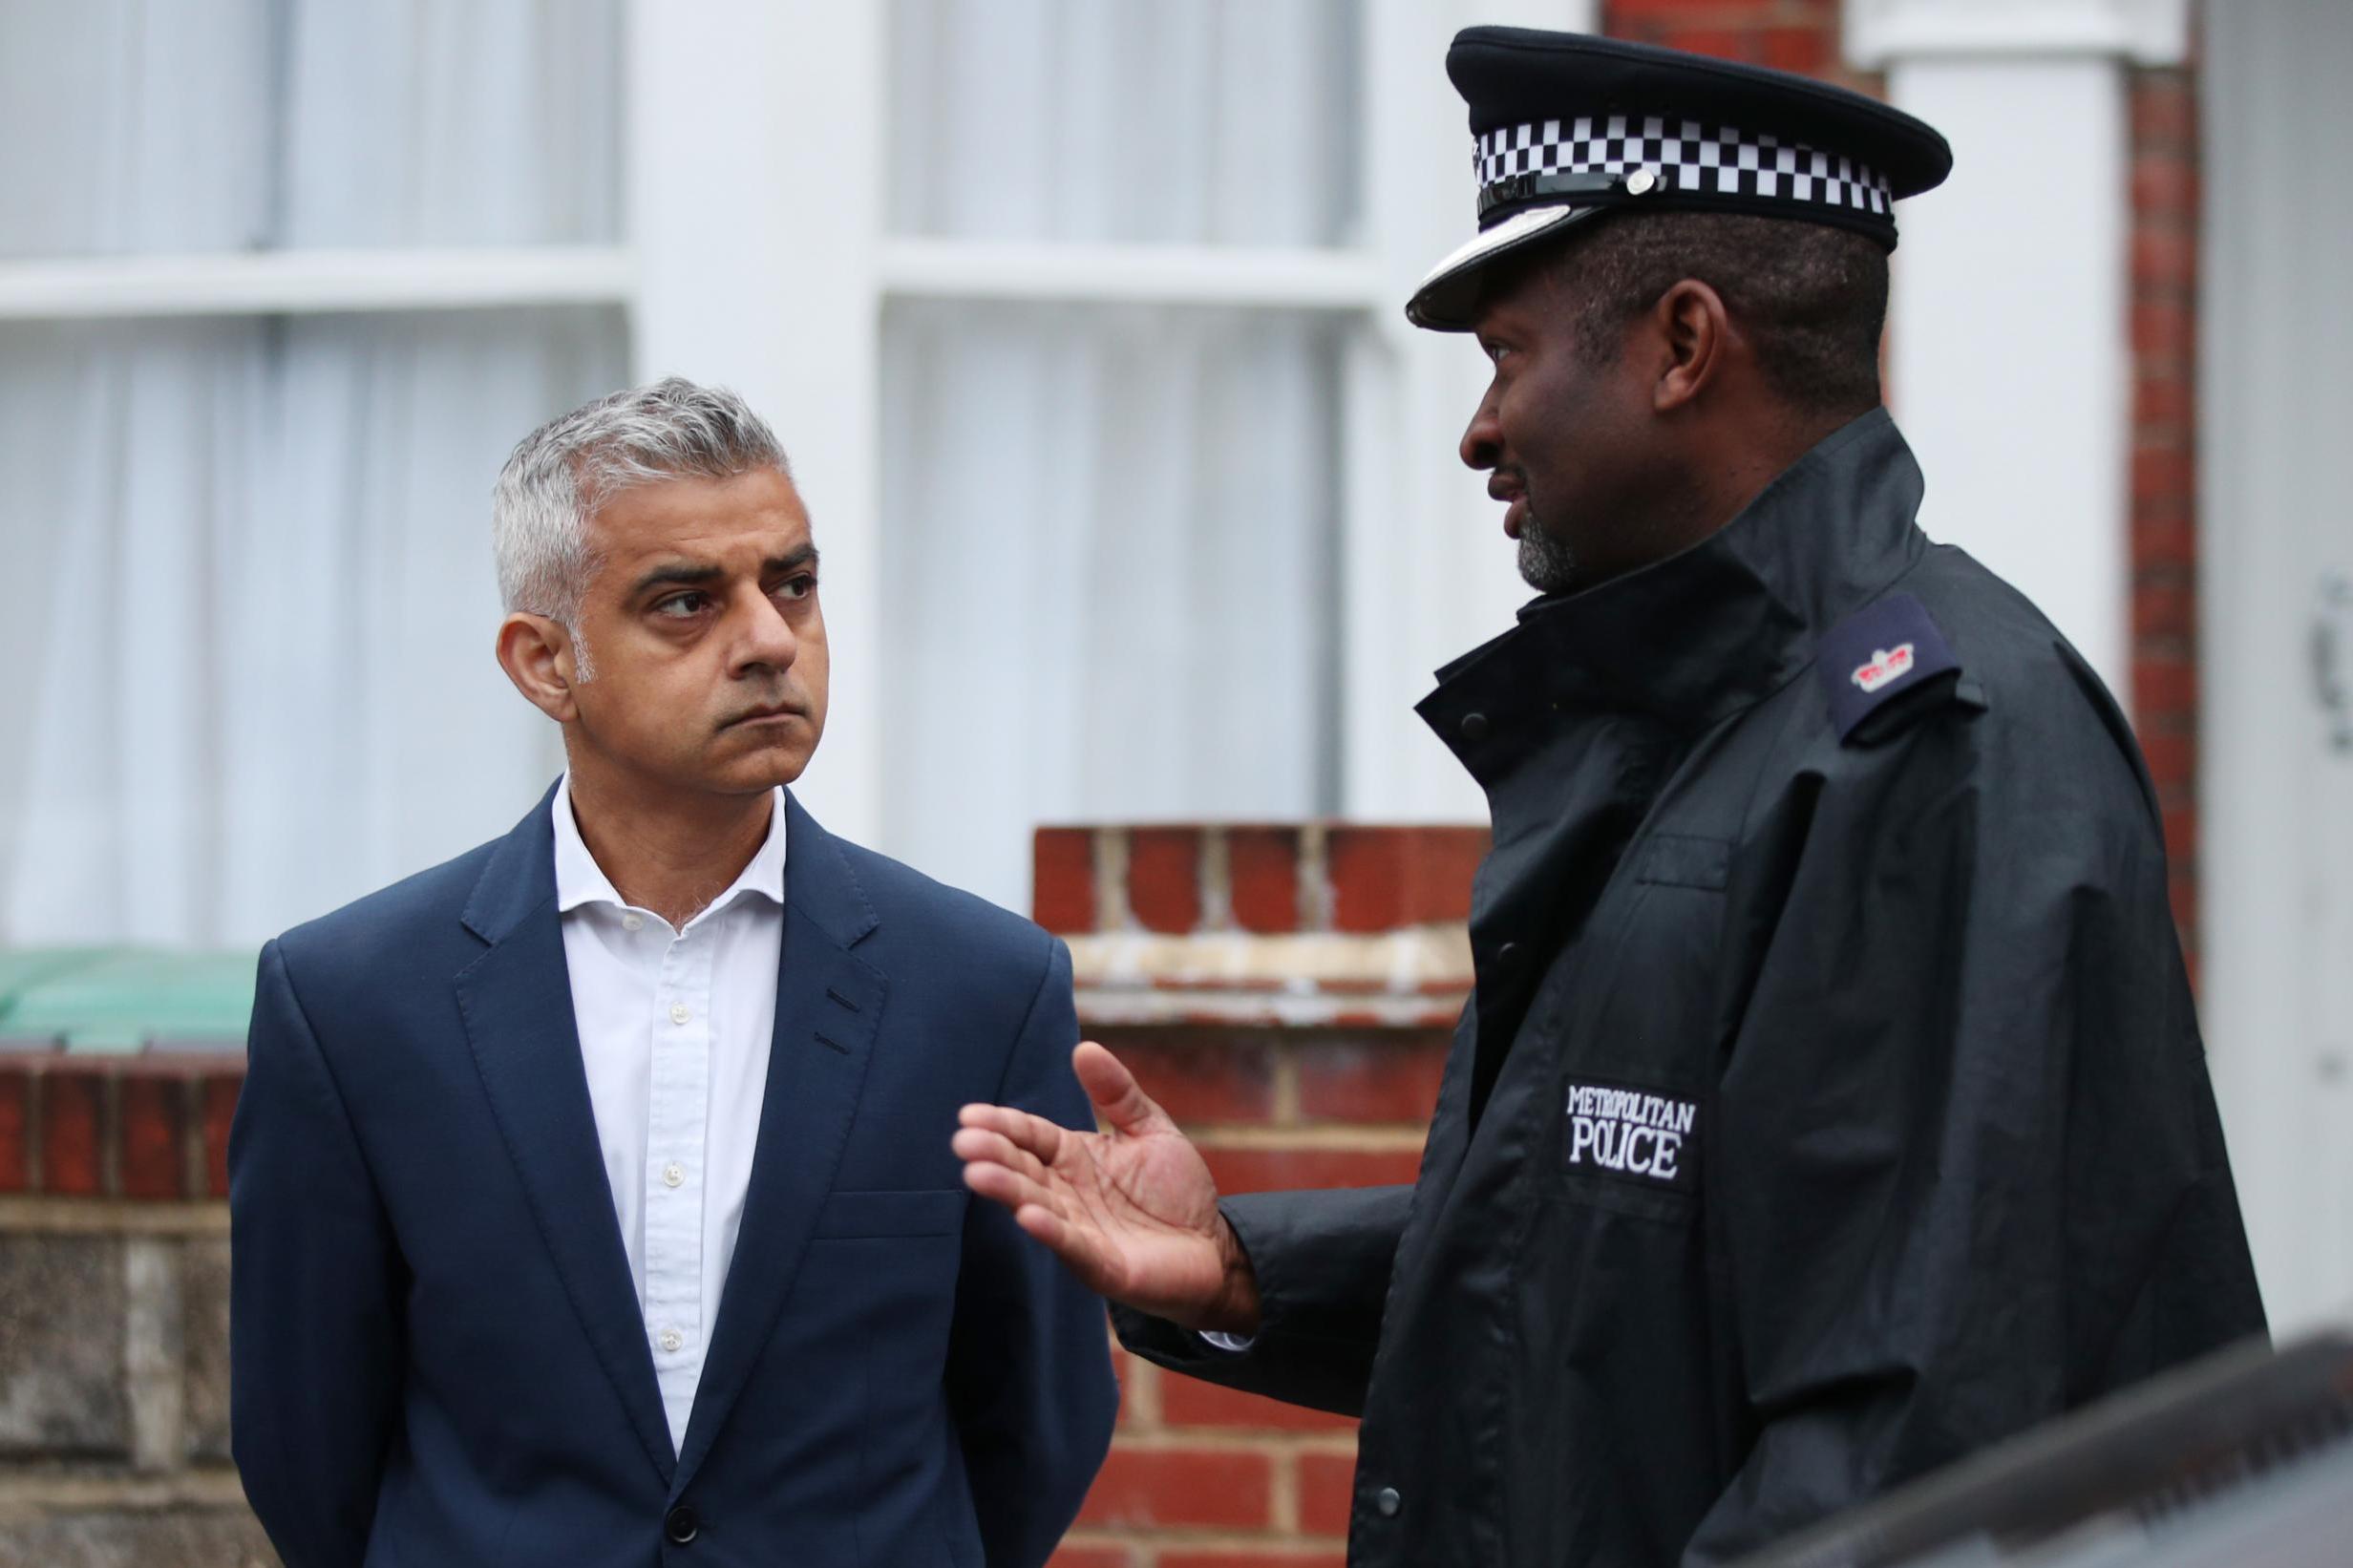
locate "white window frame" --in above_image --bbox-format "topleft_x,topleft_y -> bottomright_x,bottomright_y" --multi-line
0,0 -> 1589,859
640,0 -> 1587,847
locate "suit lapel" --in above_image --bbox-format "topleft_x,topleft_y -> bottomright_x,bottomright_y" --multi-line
672,794 -> 885,1494
454,787 -> 676,1486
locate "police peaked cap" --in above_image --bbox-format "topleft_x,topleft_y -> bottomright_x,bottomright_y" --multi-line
1407,28 -> 1954,331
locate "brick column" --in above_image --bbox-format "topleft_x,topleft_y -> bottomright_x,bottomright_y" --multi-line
0,1054 -> 264,1563
1035,825 -> 1482,1568
2125,62 -> 2202,962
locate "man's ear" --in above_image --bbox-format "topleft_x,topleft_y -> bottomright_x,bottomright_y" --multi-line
496,612 -> 582,723
1652,278 -> 1730,413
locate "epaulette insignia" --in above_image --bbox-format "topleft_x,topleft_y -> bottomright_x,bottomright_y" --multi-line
1815,591 -> 1962,742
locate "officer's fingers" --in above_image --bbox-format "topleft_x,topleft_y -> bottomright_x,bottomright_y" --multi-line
961,1157 -> 1069,1225
1011,1203 -> 1116,1291
957,1102 -> 1069,1165
949,1125 -> 1054,1191
1072,1041 -> 1173,1139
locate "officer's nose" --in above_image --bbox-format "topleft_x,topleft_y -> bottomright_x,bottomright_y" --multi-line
1460,386 -> 1503,473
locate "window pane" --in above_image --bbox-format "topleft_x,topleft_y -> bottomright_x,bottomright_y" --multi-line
880,300 -> 1344,913
0,308 -> 626,945
888,0 -> 1361,246
0,0 -> 621,258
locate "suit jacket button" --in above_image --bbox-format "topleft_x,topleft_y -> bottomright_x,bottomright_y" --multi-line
1375,1485 -> 1403,1517
665,1504 -> 699,1544
1460,711 -> 1491,742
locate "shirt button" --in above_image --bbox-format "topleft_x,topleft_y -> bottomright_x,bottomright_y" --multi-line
669,1003 -> 691,1026
1375,1485 -> 1402,1517
1460,711 -> 1491,742
622,913 -> 643,932
663,1162 -> 686,1188
659,1327 -> 683,1353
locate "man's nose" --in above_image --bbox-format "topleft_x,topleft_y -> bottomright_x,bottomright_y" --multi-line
729,589 -> 798,676
1460,389 -> 1502,471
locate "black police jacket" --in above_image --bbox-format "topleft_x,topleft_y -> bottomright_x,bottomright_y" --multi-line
1115,409 -> 2266,1567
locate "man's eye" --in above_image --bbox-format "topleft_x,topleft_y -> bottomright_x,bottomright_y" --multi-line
775,576 -> 816,603
654,592 -> 708,618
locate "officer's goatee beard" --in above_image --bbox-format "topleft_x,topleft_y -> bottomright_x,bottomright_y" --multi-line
1517,508 -> 1580,596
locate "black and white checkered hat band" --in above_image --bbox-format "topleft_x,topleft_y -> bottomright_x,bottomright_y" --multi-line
1475,116 -> 1892,217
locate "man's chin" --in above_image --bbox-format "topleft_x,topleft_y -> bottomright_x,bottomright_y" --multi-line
1516,524 -> 1581,596
705,724 -> 820,791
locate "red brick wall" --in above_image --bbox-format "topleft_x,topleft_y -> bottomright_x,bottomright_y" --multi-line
1606,0 -> 1874,90
2127,65 -> 2202,964
0,1054 -> 241,1197
1603,0 -> 2206,957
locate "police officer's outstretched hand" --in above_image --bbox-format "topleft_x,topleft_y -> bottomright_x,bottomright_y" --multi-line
955,1041 -> 1262,1334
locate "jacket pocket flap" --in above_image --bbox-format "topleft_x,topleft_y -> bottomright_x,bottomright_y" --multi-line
816,1188 -> 969,1239
1633,834 -> 1731,891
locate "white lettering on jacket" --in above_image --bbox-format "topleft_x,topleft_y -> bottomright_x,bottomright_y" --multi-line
1563,1082 -> 1698,1185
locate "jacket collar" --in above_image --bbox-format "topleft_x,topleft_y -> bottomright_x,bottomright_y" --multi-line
1418,407 -> 1928,781
459,778 -> 565,946
461,781 -> 873,949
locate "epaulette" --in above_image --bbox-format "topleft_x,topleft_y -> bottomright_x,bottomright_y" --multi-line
1814,590 -> 1968,744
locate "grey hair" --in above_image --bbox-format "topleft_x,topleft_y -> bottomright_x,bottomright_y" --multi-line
491,376 -> 792,675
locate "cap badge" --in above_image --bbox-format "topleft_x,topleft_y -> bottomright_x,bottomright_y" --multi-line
1851,644 -> 1917,693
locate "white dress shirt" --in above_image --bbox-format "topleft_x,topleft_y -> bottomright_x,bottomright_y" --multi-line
552,774 -> 787,1451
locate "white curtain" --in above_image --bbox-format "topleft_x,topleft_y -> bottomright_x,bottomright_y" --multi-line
0,1 -> 625,946
881,0 -> 1357,912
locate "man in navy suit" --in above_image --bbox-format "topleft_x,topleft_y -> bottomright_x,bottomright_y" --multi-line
230,376 -> 1117,1567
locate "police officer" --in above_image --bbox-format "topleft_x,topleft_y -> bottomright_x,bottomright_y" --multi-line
954,28 -> 2266,1567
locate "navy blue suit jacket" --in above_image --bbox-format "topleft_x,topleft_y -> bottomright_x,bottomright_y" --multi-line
229,787 -> 1116,1567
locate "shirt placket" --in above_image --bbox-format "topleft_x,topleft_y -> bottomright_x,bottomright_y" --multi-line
644,919 -> 715,1424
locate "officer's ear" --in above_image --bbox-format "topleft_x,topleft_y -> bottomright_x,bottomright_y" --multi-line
1651,278 -> 1729,413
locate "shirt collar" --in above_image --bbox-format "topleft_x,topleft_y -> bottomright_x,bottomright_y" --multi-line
551,773 -> 789,924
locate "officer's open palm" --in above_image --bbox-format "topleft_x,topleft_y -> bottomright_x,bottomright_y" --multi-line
955,1042 -> 1260,1332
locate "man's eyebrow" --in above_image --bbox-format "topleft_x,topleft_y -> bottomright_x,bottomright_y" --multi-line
626,545 -> 819,600
628,561 -> 725,598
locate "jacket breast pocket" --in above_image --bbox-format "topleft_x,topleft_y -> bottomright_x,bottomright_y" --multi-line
1545,834 -> 1733,1222
815,1188 -> 969,1239
1570,834 -> 1733,1081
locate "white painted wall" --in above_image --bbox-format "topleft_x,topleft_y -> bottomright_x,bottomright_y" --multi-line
1851,0 -> 2188,696
1343,0 -> 1595,824
627,0 -> 885,844
1874,51 -> 2132,691
2198,0 -> 2353,1338
1891,54 -> 2130,686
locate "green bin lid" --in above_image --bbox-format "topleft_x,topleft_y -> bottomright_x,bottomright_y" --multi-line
0,948 -> 257,1055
